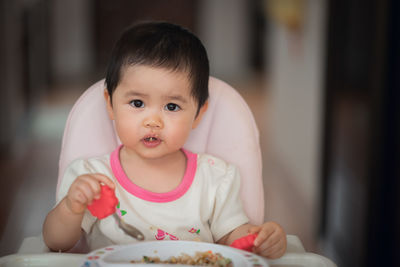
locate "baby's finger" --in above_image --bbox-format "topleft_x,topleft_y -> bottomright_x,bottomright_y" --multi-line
254,239 -> 276,255
65,192 -> 86,215
257,230 -> 287,259
260,239 -> 286,259
255,229 -> 281,252
77,180 -> 100,205
91,173 -> 115,190
253,226 -> 274,247
69,187 -> 88,204
248,225 -> 261,235
79,175 -> 104,199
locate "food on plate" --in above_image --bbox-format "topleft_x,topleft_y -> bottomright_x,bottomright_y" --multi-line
130,250 -> 233,266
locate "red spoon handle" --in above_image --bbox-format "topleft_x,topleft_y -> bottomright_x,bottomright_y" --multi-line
87,185 -> 118,219
230,234 -> 257,252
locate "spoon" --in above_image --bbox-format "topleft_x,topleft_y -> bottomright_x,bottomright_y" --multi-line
113,213 -> 144,240
87,185 -> 145,240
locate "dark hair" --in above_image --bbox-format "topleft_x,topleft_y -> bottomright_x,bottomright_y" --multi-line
105,21 -> 209,110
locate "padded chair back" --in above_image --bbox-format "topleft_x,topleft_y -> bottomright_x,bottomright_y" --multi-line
57,77 -> 264,224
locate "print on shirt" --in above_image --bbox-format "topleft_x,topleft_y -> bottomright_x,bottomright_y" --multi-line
150,226 -> 179,240
116,202 -> 127,218
188,227 -> 200,234
188,227 -> 202,242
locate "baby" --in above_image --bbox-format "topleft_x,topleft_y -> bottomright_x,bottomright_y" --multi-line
43,21 -> 287,259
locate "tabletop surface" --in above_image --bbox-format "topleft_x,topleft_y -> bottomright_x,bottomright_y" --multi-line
0,252 -> 336,267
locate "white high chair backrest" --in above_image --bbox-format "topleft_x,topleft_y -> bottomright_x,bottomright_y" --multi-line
57,77 -> 264,225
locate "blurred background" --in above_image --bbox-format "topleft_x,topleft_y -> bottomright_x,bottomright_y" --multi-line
0,0 -> 399,266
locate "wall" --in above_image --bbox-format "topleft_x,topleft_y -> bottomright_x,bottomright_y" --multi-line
197,0 -> 251,81
0,0 -> 27,156
265,0 -> 327,243
51,0 -> 94,83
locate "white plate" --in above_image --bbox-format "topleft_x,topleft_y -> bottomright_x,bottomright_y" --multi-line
80,241 -> 269,267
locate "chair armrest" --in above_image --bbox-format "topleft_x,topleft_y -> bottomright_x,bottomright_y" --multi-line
18,235 -> 50,254
286,234 -> 306,253
18,235 -> 89,254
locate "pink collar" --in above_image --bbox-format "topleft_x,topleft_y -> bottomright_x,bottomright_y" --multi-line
110,145 -> 197,203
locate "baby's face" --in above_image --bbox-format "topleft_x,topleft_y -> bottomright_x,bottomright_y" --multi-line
105,65 -> 205,161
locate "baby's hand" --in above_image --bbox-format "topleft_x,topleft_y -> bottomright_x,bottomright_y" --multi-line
65,174 -> 115,215
249,221 -> 287,259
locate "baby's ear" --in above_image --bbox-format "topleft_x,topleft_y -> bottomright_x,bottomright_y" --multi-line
104,89 -> 114,120
192,101 -> 208,129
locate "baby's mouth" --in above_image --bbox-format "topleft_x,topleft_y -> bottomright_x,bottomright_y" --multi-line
142,135 -> 161,148
144,137 -> 158,142
142,134 -> 162,143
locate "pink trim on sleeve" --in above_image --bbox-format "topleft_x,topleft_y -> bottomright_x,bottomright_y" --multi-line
110,145 -> 197,203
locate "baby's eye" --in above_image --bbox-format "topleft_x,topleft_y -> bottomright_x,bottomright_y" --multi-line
165,103 -> 181,111
130,99 -> 144,108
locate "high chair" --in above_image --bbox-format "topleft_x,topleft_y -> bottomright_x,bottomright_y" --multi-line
57,77 -> 264,224
18,77 -> 306,254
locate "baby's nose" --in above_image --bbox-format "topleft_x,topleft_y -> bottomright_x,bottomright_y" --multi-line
143,115 -> 163,128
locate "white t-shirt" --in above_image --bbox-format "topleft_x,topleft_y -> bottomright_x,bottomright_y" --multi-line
57,145 -> 249,250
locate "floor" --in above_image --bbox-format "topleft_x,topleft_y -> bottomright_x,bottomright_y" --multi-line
0,76 -> 317,256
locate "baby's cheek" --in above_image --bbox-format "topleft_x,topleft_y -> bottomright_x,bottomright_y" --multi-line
168,124 -> 192,146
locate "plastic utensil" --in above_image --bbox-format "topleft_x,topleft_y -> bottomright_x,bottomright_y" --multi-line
87,185 -> 118,219
112,213 -> 144,240
230,234 -> 257,252
87,185 -> 144,240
